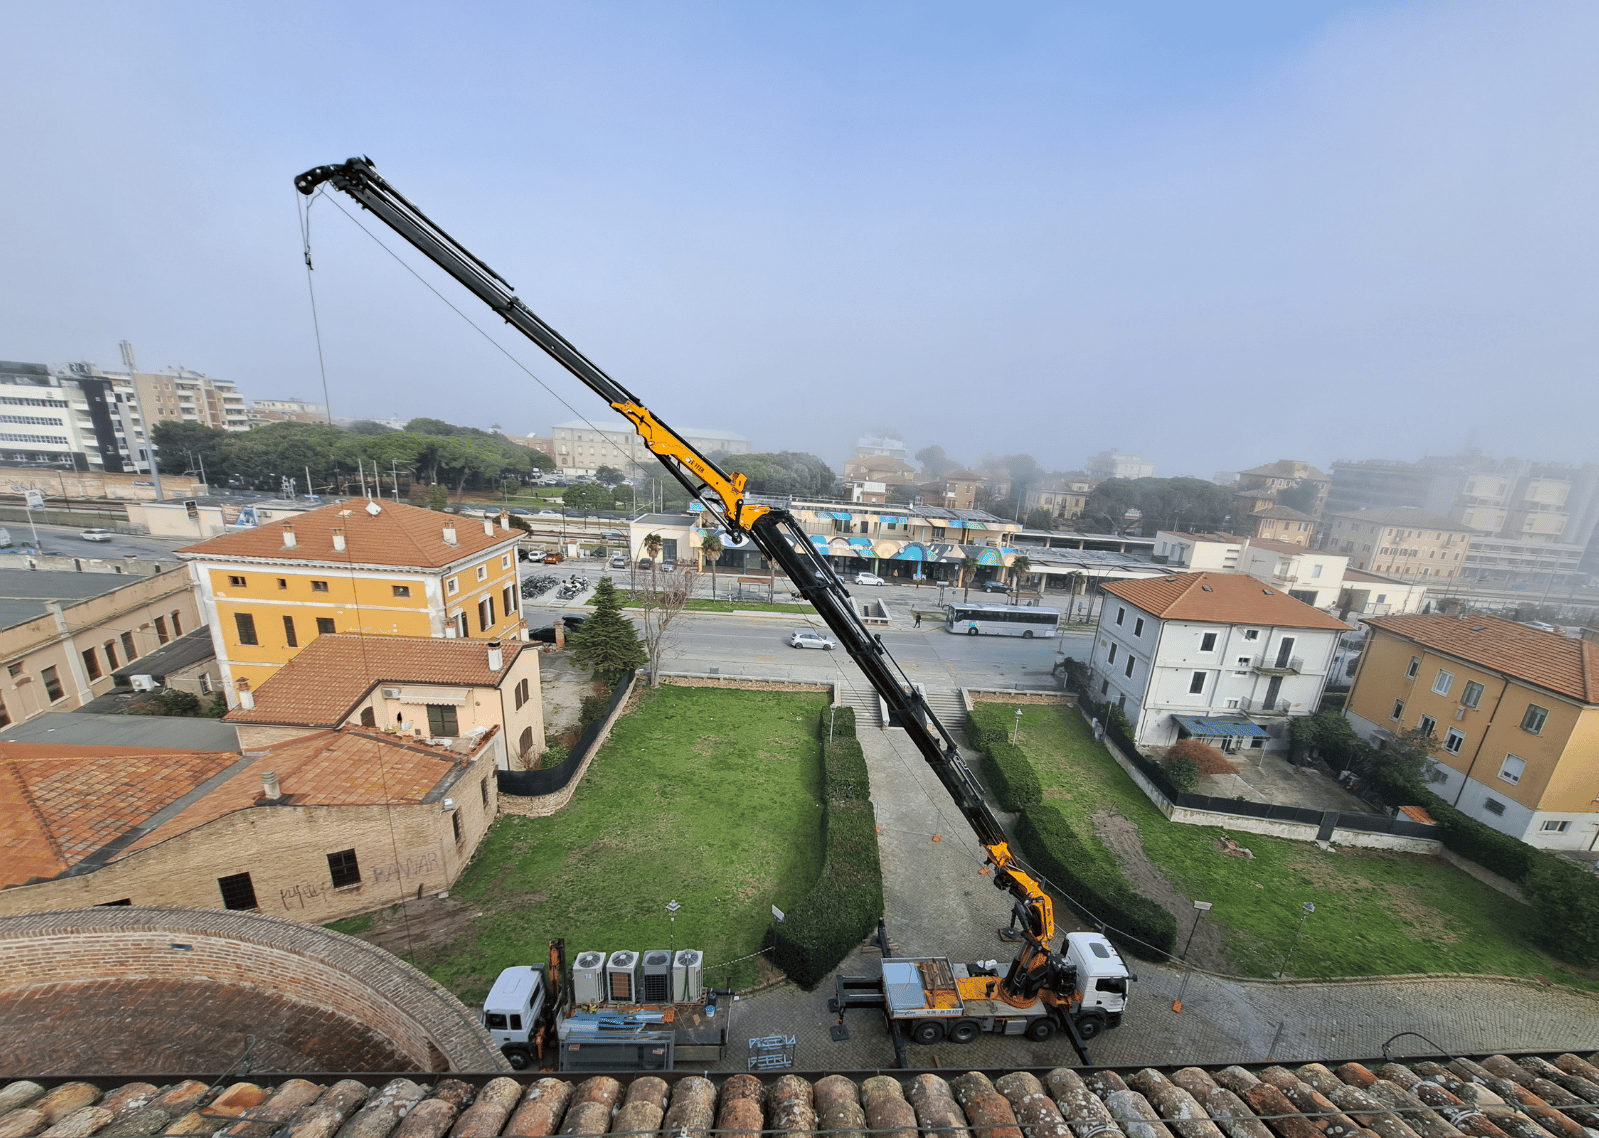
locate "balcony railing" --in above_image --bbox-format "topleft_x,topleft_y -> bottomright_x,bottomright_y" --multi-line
1252,655 -> 1303,675
1238,695 -> 1293,715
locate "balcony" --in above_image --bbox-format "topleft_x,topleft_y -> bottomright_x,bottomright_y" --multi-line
1238,695 -> 1293,715
1252,655 -> 1303,676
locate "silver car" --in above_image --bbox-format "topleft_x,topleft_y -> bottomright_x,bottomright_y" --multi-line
788,630 -> 836,650
80,529 -> 113,542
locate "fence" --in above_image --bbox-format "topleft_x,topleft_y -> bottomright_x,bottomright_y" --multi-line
497,672 -> 634,807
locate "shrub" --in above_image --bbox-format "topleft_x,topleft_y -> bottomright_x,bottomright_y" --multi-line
1166,738 -> 1234,775
540,742 -> 569,769
984,739 -> 1043,812
1015,803 -> 1176,961
1522,856 -> 1599,966
1159,754 -> 1200,794
578,693 -> 612,729
771,704 -> 884,989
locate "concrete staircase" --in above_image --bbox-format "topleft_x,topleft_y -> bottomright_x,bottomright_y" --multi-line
837,685 -> 881,729
921,688 -> 968,737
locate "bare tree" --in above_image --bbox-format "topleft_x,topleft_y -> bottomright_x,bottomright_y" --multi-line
634,566 -> 698,688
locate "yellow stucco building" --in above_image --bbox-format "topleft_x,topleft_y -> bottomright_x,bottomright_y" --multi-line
178,501 -> 524,705
1346,614 -> 1599,849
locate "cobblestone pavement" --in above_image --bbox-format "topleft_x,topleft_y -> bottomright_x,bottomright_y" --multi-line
702,718 -> 1599,1072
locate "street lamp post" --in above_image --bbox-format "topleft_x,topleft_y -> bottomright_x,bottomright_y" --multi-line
666,899 -> 680,960
1278,901 -> 1316,978
1012,708 -> 1023,744
1182,900 -> 1213,960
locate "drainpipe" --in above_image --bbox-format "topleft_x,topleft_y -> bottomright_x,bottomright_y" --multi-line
1455,674 -> 1509,807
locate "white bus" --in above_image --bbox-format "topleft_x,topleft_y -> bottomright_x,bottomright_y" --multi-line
945,603 -> 1061,638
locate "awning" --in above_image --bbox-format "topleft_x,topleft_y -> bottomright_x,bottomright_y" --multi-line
847,537 -> 873,549
895,543 -> 928,561
978,548 -> 1005,566
1172,714 -> 1271,739
810,534 -> 829,549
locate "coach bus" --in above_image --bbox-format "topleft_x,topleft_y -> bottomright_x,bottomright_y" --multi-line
944,603 -> 1061,638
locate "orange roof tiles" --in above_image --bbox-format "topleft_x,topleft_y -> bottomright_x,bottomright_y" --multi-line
1101,572 -> 1348,630
1364,613 -> 1599,704
177,500 -> 516,569
225,634 -> 524,726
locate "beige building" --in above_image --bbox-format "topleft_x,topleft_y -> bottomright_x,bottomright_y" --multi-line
1322,507 -> 1473,580
1234,502 -> 1319,547
919,471 -> 983,512
126,367 -> 249,432
551,419 -> 750,478
0,727 -> 501,921
127,497 -> 313,542
1022,475 -> 1096,523
227,633 -> 545,766
1237,459 -> 1331,516
0,568 -> 202,725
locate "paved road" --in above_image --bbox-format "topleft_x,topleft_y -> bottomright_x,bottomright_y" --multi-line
2,521 -> 188,561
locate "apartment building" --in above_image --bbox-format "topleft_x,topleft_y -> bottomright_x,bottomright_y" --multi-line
0,360 -> 151,474
1022,475 -> 1096,522
551,419 -> 750,478
1086,450 -> 1155,480
1237,459 -> 1331,516
128,366 -> 249,432
1321,507 -> 1472,580
1345,615 -> 1599,849
178,500 -> 525,703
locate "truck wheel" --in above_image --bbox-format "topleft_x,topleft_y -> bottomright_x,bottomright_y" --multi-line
502,1046 -> 531,1070
1075,1013 -> 1105,1041
1024,1018 -> 1055,1042
1023,630 -> 1034,639
967,627 -> 979,636
949,1019 -> 981,1044
911,1020 -> 945,1045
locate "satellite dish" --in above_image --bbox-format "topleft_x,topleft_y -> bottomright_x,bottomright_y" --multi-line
366,500 -> 383,516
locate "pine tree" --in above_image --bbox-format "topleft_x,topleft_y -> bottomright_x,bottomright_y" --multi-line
568,578 -> 646,680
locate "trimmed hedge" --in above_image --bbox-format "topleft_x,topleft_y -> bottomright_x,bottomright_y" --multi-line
966,710 -> 1042,811
1015,803 -> 1177,961
770,705 -> 886,989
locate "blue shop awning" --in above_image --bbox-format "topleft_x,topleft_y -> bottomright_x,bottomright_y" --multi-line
1172,714 -> 1271,738
848,537 -> 874,549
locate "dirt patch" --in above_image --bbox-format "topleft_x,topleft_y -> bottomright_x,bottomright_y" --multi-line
342,894 -> 481,957
1380,883 -> 1460,947
663,677 -> 832,692
971,692 -> 1069,705
1089,810 -> 1228,971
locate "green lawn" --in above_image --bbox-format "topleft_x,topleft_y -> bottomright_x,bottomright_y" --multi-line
972,702 -> 1598,988
416,686 -> 830,1004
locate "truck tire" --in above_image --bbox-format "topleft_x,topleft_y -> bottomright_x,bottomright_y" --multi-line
1023,630 -> 1034,638
1075,1013 -> 1105,1040
1024,1018 -> 1055,1042
911,1020 -> 945,1045
967,626 -> 979,635
502,1046 -> 531,1070
949,1019 -> 981,1044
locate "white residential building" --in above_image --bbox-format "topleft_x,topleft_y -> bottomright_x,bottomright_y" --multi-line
551,420 -> 751,478
1153,532 -> 1350,609
1090,572 -> 1348,753
1086,450 -> 1155,481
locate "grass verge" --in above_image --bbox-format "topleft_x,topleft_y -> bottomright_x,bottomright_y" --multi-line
418,685 -> 829,1004
971,701 -> 1598,988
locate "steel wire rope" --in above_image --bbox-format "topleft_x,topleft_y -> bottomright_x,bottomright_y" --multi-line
295,189 -> 336,424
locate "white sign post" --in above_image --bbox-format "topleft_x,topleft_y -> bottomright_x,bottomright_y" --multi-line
22,489 -> 42,552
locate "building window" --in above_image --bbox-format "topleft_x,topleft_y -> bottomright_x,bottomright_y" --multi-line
1124,656 -> 1135,678
360,706 -> 376,727
451,810 -> 463,845
503,585 -> 516,615
476,564 -> 488,582
501,554 -> 512,570
1107,643 -> 1117,664
478,596 -> 495,632
283,615 -> 298,648
316,617 -> 336,635
1100,679 -> 1109,695
311,580 -> 329,592
327,849 -> 361,888
519,726 -> 535,758
1461,681 -> 1484,709
1483,797 -> 1506,816
1520,704 -> 1548,735
514,678 -> 530,710
199,673 -> 213,695
82,647 -> 102,681
171,611 -> 182,636
121,631 -> 137,661
228,575 -> 247,587
155,616 -> 169,644
446,577 -> 459,595
1391,699 -> 1405,721
217,872 -> 258,911
277,578 -> 287,590
457,612 -> 469,638
1431,670 -> 1453,696
40,665 -> 64,702
1406,657 -> 1419,678
426,704 -> 459,736
1310,564 -> 1322,578
235,613 -> 259,646
1189,671 -> 1205,694
1541,819 -> 1570,833
1133,617 -> 1145,637
103,641 -> 119,670
1115,607 -> 1125,625
1200,632 -> 1217,652
1498,755 -> 1525,785
1417,714 -> 1436,736
1443,728 -> 1464,754
1243,629 -> 1259,641
392,585 -> 411,598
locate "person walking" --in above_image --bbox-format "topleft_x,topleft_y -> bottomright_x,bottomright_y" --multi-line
913,611 -> 922,628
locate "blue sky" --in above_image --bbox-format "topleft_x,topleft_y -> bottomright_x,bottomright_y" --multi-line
4,1 -> 1594,478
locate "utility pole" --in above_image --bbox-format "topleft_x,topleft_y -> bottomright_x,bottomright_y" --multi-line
118,340 -> 164,501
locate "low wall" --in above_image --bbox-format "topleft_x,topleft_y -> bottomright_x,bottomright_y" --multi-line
1166,803 -> 1443,853
0,552 -> 177,575
496,674 -> 635,818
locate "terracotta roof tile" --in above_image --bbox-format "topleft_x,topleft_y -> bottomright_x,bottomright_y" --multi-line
176,500 -> 517,569
1101,572 -> 1348,630
1364,613 -> 1599,704
225,634 -> 525,726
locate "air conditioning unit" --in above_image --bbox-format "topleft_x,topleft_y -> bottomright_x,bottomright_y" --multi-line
640,950 -> 673,1003
381,687 -> 402,699
674,949 -> 703,1002
129,675 -> 158,692
606,950 -> 639,1003
572,951 -> 605,1005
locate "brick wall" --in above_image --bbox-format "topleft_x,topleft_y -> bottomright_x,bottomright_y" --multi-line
0,907 -> 502,1072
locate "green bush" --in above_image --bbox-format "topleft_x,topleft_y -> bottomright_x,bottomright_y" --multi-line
771,705 -> 884,989
578,693 -> 612,729
1016,803 -> 1176,961
1159,754 -> 1200,794
985,739 -> 1043,812
1522,857 -> 1599,966
1419,793 -> 1536,883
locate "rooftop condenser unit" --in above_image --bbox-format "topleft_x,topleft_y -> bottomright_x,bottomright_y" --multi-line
673,949 -> 703,1002
640,950 -> 672,1003
606,950 -> 639,1003
572,951 -> 606,1005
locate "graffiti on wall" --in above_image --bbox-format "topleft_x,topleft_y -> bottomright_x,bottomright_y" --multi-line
279,851 -> 442,910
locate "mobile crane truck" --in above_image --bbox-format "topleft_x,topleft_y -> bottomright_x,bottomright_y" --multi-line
294,157 -> 1134,1065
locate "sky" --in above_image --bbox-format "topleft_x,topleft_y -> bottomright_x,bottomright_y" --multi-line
4,1 -> 1596,480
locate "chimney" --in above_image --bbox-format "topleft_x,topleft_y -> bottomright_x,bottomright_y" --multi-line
261,770 -> 281,800
443,523 -> 457,546
331,526 -> 346,552
500,513 -> 510,531
487,640 -> 503,672
236,678 -> 255,711
282,522 -> 297,549
483,518 -> 494,536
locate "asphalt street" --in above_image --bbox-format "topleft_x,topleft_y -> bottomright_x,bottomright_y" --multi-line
1,520 -> 189,561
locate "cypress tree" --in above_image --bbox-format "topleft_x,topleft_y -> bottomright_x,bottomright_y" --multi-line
568,577 -> 646,680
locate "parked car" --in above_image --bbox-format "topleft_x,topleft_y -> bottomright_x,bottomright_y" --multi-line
600,530 -> 624,539
508,507 -> 532,516
610,556 -> 627,569
788,630 -> 836,650
529,615 -> 586,643
660,559 -> 676,572
536,510 -> 561,518
80,529 -> 113,542
637,557 -> 652,570
854,572 -> 883,586
981,580 -> 1012,593
542,552 -> 565,564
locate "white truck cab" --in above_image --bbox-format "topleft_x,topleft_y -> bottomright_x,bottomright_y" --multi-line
1062,932 -> 1131,1028
481,965 -> 547,1069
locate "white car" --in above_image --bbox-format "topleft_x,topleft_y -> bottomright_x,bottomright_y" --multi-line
79,529 -> 113,542
789,630 -> 836,650
854,572 -> 884,586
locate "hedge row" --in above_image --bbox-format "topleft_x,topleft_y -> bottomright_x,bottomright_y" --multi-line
1016,803 -> 1177,961
770,705 -> 886,989
965,715 -> 1042,811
